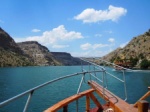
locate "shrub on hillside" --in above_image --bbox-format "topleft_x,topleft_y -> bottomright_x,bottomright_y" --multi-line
140,59 -> 150,69
130,57 -> 139,67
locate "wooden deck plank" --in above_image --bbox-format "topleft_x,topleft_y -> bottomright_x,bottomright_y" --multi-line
86,95 -> 90,112
89,93 -> 103,109
88,81 -> 138,112
44,89 -> 95,112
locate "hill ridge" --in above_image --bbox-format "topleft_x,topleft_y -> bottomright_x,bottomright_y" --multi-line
102,29 -> 150,69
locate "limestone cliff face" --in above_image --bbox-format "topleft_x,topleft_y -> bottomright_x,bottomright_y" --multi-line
51,52 -> 81,65
103,30 -> 150,60
102,48 -> 122,62
0,27 -> 81,67
102,29 -> 150,67
17,41 -> 61,66
0,27 -> 23,54
0,27 -> 33,67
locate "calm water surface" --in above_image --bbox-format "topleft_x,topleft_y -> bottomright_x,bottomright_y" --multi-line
0,66 -> 150,112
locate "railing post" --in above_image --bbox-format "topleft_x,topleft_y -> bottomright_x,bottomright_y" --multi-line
63,105 -> 68,112
102,69 -> 105,99
86,95 -> 90,112
23,90 -> 34,112
122,70 -> 127,101
104,71 -> 108,88
76,100 -> 79,112
138,100 -> 149,112
88,63 -> 91,81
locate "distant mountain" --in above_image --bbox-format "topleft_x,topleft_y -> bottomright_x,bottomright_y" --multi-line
17,41 -> 61,66
0,27 -> 85,67
17,41 -> 82,66
0,27 -> 33,67
0,27 -> 23,54
102,29 -> 150,68
51,52 -> 81,65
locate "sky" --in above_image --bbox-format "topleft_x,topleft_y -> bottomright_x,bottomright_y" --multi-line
0,0 -> 150,57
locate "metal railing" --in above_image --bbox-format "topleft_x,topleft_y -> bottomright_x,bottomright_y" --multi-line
0,70 -> 104,112
0,57 -> 128,111
81,58 -> 128,101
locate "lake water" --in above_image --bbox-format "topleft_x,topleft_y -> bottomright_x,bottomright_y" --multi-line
0,66 -> 150,112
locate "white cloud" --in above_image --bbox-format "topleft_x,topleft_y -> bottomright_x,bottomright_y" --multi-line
80,43 -> 92,50
105,30 -> 113,34
93,44 -> 109,49
95,34 -> 102,37
15,25 -> 83,48
72,50 -> 109,57
74,5 -> 127,23
80,43 -> 109,50
52,44 -> 69,49
31,29 -> 41,32
108,38 -> 115,43
73,42 -> 113,57
120,41 -> 129,48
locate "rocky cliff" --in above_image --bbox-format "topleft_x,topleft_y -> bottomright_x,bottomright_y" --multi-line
17,41 -> 82,66
0,27 -> 23,54
102,29 -> 150,68
51,52 -> 81,65
0,27 -> 33,67
0,27 -> 82,67
17,41 -> 61,66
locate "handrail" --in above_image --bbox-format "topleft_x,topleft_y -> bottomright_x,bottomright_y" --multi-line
0,70 -> 102,112
133,87 -> 150,107
80,57 -> 128,101
80,58 -> 105,71
44,89 -> 95,112
0,57 -> 129,111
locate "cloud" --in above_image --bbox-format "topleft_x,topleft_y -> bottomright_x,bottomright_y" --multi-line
95,34 -> 102,37
120,41 -> 129,48
73,42 -> 113,57
80,43 -> 109,50
105,30 -> 113,34
93,44 -> 109,49
31,29 -> 41,32
74,5 -> 127,23
52,44 -> 69,49
72,50 -> 109,57
80,43 -> 92,50
15,25 -> 83,48
108,38 -> 115,43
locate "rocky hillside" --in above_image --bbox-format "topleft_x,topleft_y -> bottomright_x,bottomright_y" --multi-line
51,52 -> 81,65
17,41 -> 81,66
0,27 -> 34,67
102,29 -> 150,68
0,27 -> 83,67
17,41 -> 61,66
0,27 -> 23,54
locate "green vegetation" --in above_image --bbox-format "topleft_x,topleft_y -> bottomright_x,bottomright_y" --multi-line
140,59 -> 150,69
0,48 -> 34,67
139,53 -> 144,59
103,29 -> 150,70
110,57 -> 115,63
145,31 -> 150,36
129,57 -> 138,67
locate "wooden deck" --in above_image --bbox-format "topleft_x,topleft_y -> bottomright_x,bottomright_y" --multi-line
44,89 -> 95,112
44,80 -> 149,112
88,81 -> 138,112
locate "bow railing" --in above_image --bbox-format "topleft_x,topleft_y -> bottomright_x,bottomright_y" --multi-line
0,57 -> 128,112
